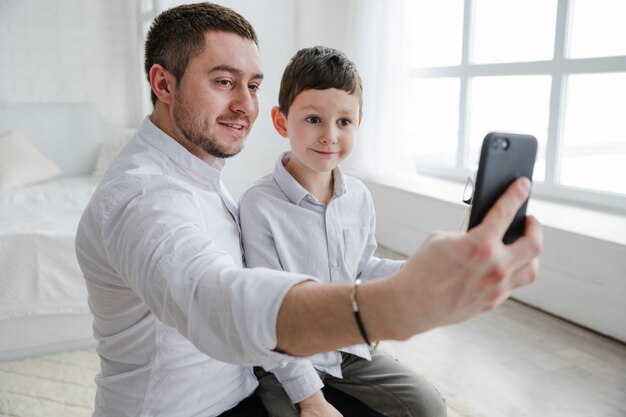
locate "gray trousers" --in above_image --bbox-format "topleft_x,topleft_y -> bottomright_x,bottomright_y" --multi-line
255,349 -> 447,417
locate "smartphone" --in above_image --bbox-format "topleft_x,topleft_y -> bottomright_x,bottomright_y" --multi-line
467,132 -> 538,244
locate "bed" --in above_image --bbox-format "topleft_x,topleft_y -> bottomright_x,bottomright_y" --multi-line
0,104 -> 132,361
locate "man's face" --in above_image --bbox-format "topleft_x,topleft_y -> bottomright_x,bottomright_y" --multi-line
170,31 -> 263,160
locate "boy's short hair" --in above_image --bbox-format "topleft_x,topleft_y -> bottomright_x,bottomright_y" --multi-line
144,2 -> 258,105
278,46 -> 363,116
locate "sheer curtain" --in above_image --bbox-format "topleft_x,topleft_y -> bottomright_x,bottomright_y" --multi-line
342,0 -> 412,181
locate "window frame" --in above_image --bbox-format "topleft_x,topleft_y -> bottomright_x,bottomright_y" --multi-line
410,0 -> 626,212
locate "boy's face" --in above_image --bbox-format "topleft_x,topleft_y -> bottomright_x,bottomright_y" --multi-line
273,88 -> 361,177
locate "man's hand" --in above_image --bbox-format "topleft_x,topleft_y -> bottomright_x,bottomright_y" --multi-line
299,390 -> 343,417
361,177 -> 543,341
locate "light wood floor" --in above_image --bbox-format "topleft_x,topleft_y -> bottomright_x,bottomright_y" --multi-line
375,247 -> 626,417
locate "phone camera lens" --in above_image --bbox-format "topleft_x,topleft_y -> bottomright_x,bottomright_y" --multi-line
491,138 -> 500,149
501,138 -> 510,150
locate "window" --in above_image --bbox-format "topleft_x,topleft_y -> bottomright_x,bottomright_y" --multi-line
405,0 -> 626,211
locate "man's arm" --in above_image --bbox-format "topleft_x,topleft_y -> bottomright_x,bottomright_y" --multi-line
276,177 -> 542,356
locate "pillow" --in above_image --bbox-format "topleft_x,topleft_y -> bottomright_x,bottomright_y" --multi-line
0,130 -> 62,191
92,129 -> 136,177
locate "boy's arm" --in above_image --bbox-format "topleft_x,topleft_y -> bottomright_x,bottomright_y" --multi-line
356,192 -> 404,280
239,190 -> 324,402
267,361 -> 324,404
239,190 -> 284,270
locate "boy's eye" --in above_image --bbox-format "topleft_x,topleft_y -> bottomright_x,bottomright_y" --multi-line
338,119 -> 352,127
305,116 -> 321,124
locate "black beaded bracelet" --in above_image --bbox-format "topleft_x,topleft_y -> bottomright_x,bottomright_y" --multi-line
350,279 -> 376,347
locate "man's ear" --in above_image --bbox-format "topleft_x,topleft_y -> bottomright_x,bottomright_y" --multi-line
271,106 -> 289,138
149,64 -> 175,105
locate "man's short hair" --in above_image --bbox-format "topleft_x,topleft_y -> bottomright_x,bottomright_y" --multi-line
278,46 -> 363,116
144,2 -> 258,105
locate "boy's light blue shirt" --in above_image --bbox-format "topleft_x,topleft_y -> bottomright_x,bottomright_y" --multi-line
239,152 -> 404,403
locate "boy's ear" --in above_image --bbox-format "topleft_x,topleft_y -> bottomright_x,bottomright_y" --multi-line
271,106 -> 289,138
149,64 -> 175,105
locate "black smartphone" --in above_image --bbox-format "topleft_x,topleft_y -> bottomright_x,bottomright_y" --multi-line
468,132 -> 538,244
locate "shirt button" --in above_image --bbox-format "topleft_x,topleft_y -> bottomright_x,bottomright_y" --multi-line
332,261 -> 338,268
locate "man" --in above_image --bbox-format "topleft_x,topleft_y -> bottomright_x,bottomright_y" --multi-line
75,3 -> 542,417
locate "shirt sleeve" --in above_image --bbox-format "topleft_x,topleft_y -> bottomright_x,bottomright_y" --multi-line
269,360 -> 324,404
98,180 -> 311,370
357,190 -> 405,280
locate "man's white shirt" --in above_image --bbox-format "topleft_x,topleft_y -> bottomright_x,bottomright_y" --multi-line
76,117 -> 310,417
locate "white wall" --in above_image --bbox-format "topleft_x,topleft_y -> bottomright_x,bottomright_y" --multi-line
362,178 -> 626,343
0,0 -> 143,128
0,0 -> 304,198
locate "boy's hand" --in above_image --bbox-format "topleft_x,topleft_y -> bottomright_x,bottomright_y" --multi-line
299,390 -> 343,417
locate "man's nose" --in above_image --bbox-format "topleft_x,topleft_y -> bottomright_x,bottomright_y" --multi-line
230,85 -> 256,116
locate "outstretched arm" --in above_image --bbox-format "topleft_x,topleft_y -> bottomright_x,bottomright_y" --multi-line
276,177 -> 542,356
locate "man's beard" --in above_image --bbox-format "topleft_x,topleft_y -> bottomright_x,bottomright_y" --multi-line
172,100 -> 250,159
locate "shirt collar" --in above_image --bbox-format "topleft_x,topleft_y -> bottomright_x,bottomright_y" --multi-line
273,151 -> 347,205
138,116 -> 226,180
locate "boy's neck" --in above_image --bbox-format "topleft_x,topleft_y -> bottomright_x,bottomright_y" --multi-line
285,159 -> 335,205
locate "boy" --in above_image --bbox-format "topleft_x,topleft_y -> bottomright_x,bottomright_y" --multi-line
239,46 -> 447,417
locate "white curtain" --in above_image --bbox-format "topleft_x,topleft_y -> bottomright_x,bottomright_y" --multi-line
342,0 -> 412,181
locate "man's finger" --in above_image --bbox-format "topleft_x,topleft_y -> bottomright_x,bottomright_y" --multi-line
473,177 -> 531,240
504,215 -> 543,285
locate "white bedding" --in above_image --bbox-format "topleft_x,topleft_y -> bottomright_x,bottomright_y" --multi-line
0,176 -> 97,321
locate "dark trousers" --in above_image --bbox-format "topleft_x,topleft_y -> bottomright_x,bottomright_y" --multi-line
218,392 -> 268,417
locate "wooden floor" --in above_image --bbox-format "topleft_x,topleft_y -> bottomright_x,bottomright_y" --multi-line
375,247 -> 626,417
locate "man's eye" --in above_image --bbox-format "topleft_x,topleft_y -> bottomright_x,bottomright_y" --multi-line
217,79 -> 232,87
249,84 -> 260,92
305,116 -> 321,124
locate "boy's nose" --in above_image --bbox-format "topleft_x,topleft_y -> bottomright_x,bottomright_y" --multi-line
319,127 -> 338,144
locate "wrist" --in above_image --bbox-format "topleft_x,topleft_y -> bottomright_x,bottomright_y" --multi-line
299,390 -> 325,407
358,273 -> 415,342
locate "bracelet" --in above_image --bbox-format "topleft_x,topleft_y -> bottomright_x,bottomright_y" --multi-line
350,279 -> 376,347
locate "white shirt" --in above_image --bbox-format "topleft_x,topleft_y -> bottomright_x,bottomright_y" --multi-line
76,118 -> 311,417
238,152 -> 404,403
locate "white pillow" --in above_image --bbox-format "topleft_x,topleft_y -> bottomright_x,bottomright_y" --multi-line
0,130 -> 62,191
92,129 -> 136,177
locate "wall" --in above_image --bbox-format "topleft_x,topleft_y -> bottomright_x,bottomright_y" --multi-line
0,0 -> 142,128
0,0 -> 304,197
362,177 -> 626,343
